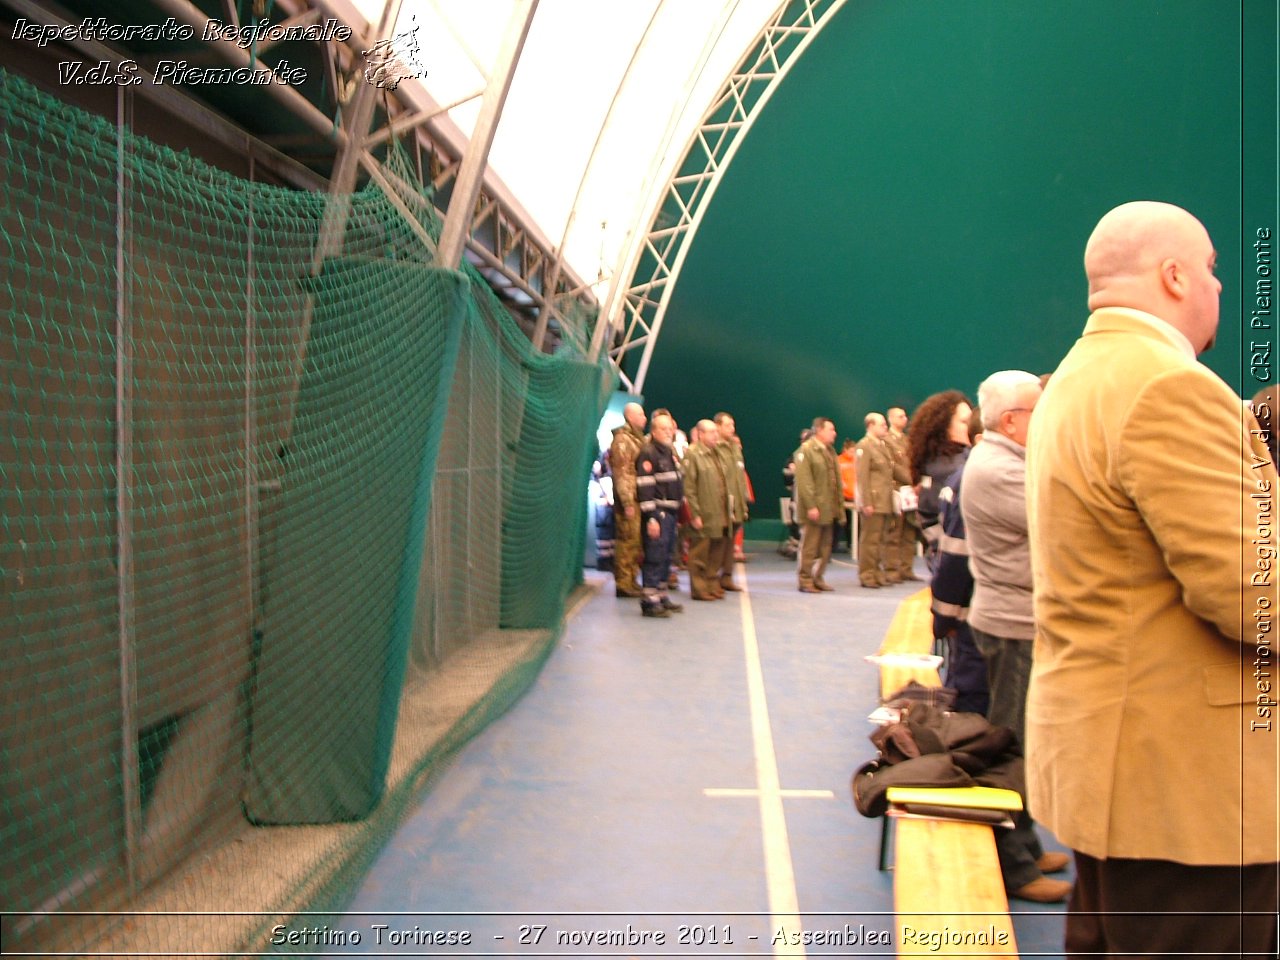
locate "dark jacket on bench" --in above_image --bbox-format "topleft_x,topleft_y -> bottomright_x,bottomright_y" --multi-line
852,703 -> 1024,818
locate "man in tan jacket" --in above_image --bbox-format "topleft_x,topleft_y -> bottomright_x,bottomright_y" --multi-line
1026,201 -> 1278,954
855,413 -> 902,587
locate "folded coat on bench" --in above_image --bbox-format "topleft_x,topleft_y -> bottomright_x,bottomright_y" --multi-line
852,703 -> 1024,818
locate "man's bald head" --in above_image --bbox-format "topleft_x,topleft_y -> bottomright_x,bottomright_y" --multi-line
623,401 -> 646,430
1083,201 -> 1221,352
696,418 -> 720,445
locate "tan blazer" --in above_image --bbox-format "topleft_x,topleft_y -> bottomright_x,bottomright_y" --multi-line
854,435 -> 896,513
1025,308 -> 1278,865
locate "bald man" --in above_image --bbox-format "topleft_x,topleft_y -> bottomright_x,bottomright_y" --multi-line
608,401 -> 648,597
1025,202 -> 1278,954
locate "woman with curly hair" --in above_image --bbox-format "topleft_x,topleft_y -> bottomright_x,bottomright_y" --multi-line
906,390 -> 973,565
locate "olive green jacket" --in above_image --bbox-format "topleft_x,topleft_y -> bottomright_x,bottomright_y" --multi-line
794,436 -> 844,524
715,440 -> 749,524
682,442 -> 730,534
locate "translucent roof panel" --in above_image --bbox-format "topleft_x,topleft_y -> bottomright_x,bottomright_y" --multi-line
350,0 -> 785,292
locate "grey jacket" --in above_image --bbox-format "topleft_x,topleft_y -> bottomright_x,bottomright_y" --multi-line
960,433 -> 1034,640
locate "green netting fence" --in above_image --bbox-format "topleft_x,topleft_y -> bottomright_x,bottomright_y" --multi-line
0,68 -> 614,956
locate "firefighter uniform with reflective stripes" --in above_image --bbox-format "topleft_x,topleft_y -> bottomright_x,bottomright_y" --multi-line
635,439 -> 683,615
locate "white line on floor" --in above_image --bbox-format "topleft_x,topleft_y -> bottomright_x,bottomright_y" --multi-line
703,788 -> 835,799
737,563 -> 807,958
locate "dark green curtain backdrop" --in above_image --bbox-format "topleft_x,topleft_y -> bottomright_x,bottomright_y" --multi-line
643,0 -> 1272,518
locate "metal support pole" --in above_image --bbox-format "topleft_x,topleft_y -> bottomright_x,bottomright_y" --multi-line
114,83 -> 140,896
245,152 -> 259,633
435,0 -> 539,270
277,0 -> 403,447
311,0 -> 405,267
537,0 -> 665,353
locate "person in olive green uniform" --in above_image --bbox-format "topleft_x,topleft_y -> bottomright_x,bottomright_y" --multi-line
713,412 -> 748,592
682,419 -> 731,600
855,412 -> 901,587
608,401 -> 647,597
882,406 -> 922,581
794,417 -> 844,592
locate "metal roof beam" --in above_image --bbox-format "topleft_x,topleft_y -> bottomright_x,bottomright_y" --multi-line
148,0 -> 347,146
593,0 -> 849,390
0,0 -> 327,192
436,0 -> 539,269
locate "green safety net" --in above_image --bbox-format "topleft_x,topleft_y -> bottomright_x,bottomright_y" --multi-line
0,68 -> 613,956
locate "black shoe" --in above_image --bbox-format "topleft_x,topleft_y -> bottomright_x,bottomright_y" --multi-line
641,604 -> 670,618
661,598 -> 684,613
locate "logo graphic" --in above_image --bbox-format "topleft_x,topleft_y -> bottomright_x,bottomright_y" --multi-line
363,16 -> 426,89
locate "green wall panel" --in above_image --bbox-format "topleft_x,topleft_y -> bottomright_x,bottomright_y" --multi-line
645,0 -> 1265,517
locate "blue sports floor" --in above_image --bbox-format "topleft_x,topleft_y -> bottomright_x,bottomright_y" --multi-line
312,547 -> 1069,958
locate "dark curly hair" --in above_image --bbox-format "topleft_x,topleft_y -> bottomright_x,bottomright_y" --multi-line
907,390 -> 972,483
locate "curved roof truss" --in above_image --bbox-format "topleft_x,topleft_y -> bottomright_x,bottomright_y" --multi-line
590,0 -> 849,392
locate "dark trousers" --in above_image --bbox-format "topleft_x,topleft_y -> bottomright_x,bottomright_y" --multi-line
641,513 -> 678,606
971,627 -> 1041,890
1067,852 -> 1279,957
942,624 -> 990,716
995,811 -> 1046,891
971,627 -> 1032,746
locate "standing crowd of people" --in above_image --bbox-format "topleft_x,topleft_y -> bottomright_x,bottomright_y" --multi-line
593,201 -> 1278,953
604,407 -> 751,618
907,202 -> 1277,949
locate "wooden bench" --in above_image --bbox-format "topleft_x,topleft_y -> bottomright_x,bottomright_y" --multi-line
873,589 -> 1019,958
875,588 -> 941,700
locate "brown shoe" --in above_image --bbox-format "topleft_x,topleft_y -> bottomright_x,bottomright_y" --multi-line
615,586 -> 644,598
720,581 -> 743,592
860,581 -> 881,589
814,582 -> 835,592
711,588 -> 726,599
691,592 -> 717,601
900,573 -> 924,582
798,584 -> 821,594
1036,852 -> 1070,874
1011,877 -> 1072,903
